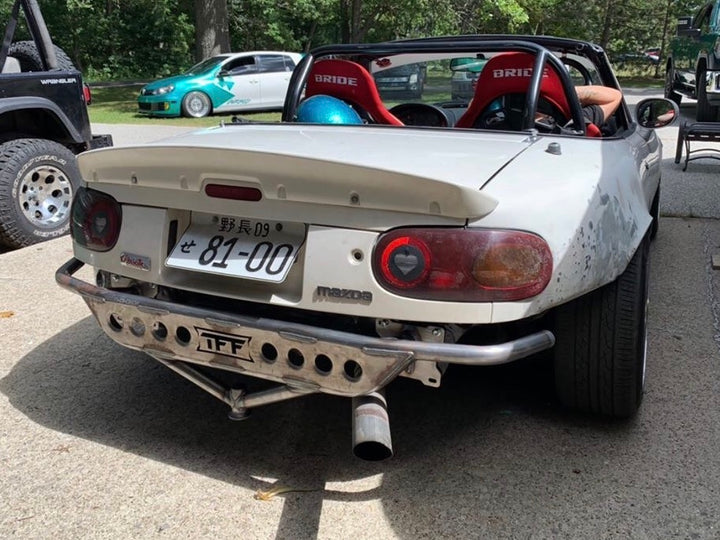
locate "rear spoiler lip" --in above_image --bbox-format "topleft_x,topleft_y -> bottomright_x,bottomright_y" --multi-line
79,144 -> 500,220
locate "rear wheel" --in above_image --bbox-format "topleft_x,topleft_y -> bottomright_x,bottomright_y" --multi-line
553,235 -> 650,418
696,68 -> 719,122
182,91 -> 212,118
0,139 -> 80,249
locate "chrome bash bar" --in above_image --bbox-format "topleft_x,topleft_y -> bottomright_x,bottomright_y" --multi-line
56,258 -> 556,398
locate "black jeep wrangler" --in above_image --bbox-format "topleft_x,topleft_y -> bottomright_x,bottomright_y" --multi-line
0,0 -> 112,250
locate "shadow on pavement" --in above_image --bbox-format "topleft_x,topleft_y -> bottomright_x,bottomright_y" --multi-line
0,315 -> 640,537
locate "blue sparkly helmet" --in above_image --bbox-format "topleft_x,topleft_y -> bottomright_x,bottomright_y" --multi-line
296,95 -> 363,124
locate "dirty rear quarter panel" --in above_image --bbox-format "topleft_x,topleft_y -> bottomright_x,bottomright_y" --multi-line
479,134 -> 654,322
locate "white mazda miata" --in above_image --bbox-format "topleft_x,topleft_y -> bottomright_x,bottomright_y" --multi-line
58,35 -> 677,460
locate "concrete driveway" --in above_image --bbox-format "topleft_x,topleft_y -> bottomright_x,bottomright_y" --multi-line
1,99 -> 719,539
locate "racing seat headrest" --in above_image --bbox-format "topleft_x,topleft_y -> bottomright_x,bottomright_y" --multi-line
305,59 -> 403,126
455,52 -> 572,131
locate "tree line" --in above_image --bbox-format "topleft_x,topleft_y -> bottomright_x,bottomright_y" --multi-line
1,0 -> 700,80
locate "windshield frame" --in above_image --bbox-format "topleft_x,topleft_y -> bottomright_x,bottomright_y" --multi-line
185,55 -> 228,76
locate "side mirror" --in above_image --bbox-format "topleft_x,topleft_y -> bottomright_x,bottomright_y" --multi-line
218,69 -> 229,78
635,98 -> 680,129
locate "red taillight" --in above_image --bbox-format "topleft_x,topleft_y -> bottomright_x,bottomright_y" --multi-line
372,228 -> 552,302
379,235 -> 432,288
70,187 -> 122,252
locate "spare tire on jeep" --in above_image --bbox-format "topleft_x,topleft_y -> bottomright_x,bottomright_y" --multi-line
8,40 -> 75,71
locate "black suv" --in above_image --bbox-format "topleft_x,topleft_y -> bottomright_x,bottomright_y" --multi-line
374,63 -> 427,99
665,1 -> 720,121
0,0 -> 112,250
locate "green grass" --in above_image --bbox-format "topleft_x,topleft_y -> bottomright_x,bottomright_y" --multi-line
613,64 -> 665,88
87,85 -> 281,126
616,75 -> 664,88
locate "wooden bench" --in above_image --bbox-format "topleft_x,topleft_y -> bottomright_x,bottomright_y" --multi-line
675,121 -> 720,171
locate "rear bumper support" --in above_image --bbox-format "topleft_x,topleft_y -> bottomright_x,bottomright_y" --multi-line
56,257 -> 556,398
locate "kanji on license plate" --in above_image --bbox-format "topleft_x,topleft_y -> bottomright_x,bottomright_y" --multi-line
166,218 -> 306,282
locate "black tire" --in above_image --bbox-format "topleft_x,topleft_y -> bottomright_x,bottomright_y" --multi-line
649,185 -> 660,241
8,41 -> 76,72
553,236 -> 650,418
0,139 -> 81,249
663,65 -> 681,106
696,68 -> 719,122
181,91 -> 212,118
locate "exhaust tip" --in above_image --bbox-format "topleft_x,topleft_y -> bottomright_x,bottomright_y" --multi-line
352,391 -> 393,461
353,441 -> 393,461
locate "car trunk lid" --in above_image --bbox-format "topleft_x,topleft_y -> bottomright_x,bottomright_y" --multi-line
78,123 -> 533,222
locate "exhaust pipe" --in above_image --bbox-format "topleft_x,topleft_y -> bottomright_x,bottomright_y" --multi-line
352,390 -> 393,461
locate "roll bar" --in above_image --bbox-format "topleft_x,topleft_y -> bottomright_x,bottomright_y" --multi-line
283,37 -> 602,136
0,0 -> 58,72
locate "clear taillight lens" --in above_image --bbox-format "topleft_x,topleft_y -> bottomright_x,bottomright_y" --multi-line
372,228 -> 552,302
70,187 -> 122,252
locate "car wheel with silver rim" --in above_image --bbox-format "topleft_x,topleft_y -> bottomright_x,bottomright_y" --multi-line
0,138 -> 80,249
182,91 -> 212,118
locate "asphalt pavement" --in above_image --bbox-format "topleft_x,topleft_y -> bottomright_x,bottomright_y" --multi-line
1,95 -> 719,539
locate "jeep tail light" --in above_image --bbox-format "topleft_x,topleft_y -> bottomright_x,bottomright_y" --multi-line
71,187 -> 122,252
372,228 -> 552,302
83,83 -> 92,105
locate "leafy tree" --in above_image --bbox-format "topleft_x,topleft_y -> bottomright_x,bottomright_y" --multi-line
228,0 -> 338,52
518,0 -> 564,35
0,0 -> 708,80
1,0 -> 194,79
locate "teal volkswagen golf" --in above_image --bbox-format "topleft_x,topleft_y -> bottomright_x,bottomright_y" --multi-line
138,51 -> 302,118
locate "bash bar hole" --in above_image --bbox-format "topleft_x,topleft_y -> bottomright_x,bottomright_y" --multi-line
288,348 -> 305,369
314,354 -> 333,375
261,343 -> 278,363
108,313 -> 123,332
344,360 -> 363,382
152,322 -> 168,341
129,318 -> 146,337
176,326 -> 192,346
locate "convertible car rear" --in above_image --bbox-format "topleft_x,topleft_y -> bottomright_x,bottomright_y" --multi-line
57,35 -> 677,460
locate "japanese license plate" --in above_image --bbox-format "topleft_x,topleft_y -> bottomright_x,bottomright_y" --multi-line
166,217 -> 306,282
